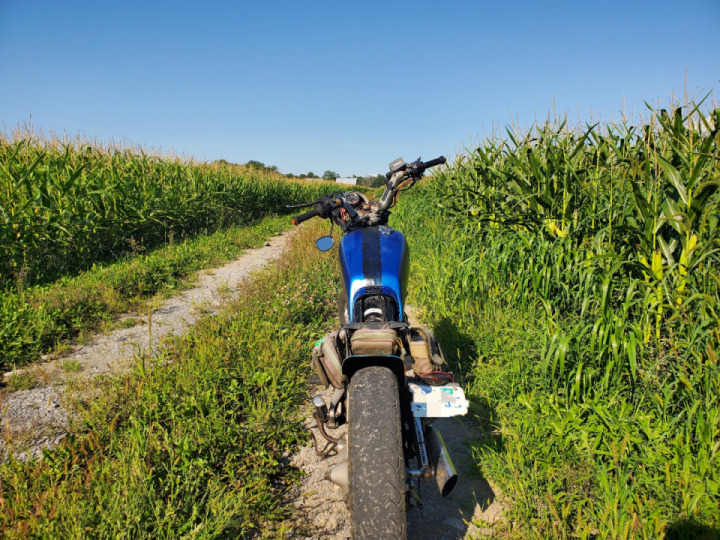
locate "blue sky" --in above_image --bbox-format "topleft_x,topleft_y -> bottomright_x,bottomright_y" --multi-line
1,0 -> 718,177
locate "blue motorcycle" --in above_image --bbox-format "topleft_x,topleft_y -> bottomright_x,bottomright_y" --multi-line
291,156 -> 468,539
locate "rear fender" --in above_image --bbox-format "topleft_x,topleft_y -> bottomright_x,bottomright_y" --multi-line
342,354 -> 405,386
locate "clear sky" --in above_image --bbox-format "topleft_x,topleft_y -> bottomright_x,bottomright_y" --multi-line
1,0 -> 718,177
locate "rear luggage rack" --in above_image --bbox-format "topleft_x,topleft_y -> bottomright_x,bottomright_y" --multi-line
342,321 -> 410,330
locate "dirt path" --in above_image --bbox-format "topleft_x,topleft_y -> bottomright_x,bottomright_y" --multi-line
1,229 -> 295,461
2,230 -> 505,538
285,308 -> 505,539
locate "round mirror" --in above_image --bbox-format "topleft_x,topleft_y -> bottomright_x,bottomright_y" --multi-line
315,236 -> 334,251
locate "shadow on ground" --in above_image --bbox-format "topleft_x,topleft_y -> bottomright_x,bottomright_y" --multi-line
665,519 -> 720,540
406,315 -> 505,539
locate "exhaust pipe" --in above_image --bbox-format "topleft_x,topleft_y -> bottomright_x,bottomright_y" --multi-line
426,426 -> 458,497
326,434 -> 349,496
326,461 -> 349,496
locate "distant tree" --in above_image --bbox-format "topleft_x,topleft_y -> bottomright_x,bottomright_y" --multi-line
246,160 -> 265,169
306,172 -> 316,178
322,170 -> 339,181
374,175 -> 388,187
358,174 -> 387,188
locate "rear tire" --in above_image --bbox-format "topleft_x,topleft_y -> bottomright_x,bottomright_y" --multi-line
348,366 -> 407,539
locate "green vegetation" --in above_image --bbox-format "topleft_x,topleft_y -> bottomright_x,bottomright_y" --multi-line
0,222 -> 340,538
0,134 -> 333,290
392,101 -> 720,538
5,369 -> 37,391
0,134 -> 338,369
3,99 -> 717,538
0,214 -> 291,370
59,359 -> 83,373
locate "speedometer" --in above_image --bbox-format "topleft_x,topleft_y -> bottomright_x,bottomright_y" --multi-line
344,192 -> 361,205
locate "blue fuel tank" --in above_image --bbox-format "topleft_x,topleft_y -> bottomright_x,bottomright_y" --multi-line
338,225 -> 409,322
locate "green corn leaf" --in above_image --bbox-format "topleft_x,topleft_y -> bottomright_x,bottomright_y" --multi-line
658,157 -> 688,206
626,331 -> 637,381
657,235 -> 677,266
659,197 -> 685,236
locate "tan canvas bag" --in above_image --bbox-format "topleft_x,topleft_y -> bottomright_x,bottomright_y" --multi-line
350,327 -> 403,356
311,331 -> 346,389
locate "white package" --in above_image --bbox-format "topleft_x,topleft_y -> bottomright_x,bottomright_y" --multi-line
408,382 -> 469,418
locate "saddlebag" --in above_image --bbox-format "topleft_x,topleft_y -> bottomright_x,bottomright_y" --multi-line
406,326 -> 446,375
350,327 -> 403,356
311,331 -> 346,389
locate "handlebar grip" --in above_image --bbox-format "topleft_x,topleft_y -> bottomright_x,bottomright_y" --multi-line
423,156 -> 446,170
291,208 -> 321,225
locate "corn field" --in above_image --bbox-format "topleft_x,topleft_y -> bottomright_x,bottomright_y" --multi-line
0,133 -> 332,290
394,100 -> 720,537
437,103 -> 720,394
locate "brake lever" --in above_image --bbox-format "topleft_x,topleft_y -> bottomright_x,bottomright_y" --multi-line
287,194 -> 338,209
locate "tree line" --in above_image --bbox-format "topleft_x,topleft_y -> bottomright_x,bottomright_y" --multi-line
224,160 -> 387,187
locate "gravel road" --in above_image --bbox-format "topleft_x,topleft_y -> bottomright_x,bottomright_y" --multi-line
1,230 -> 294,461
1,229 -> 504,538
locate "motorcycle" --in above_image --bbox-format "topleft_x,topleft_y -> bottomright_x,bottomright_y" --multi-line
290,156 -> 469,539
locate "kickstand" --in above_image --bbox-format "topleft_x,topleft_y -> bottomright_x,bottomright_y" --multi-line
408,480 -> 424,511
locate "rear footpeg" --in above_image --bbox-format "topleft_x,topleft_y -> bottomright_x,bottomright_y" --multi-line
426,427 -> 458,497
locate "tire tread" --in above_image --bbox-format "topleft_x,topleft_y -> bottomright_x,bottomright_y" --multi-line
348,366 -> 407,539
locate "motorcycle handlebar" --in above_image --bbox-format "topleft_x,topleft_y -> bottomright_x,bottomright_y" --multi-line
389,156 -> 446,179
422,156 -> 447,170
291,155 -> 445,224
291,207 -> 321,225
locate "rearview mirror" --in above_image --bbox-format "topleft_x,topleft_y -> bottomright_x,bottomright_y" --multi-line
315,236 -> 334,251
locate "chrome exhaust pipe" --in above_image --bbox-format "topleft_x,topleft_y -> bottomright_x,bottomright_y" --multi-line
326,460 -> 349,496
426,426 -> 458,497
326,434 -> 349,496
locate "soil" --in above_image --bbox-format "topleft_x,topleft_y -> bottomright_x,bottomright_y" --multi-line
284,307 -> 505,539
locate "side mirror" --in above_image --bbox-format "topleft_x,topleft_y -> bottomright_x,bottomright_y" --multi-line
315,236 -> 334,251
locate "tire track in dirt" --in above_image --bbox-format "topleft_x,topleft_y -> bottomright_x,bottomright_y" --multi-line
285,307 -> 505,539
1,229 -> 296,461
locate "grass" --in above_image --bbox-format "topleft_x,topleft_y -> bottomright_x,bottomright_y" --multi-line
1,214 -> 291,370
118,317 -> 140,329
59,359 -> 82,373
5,370 -> 37,391
0,220 -> 341,537
391,98 -> 720,538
